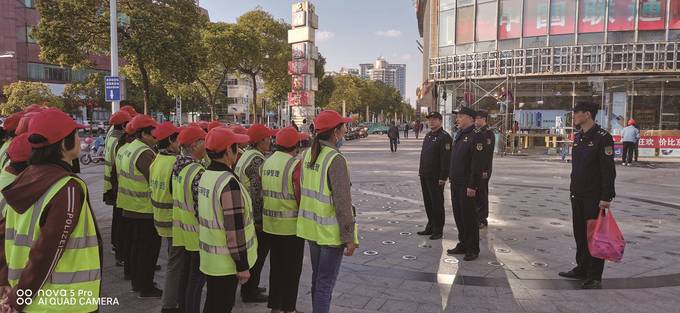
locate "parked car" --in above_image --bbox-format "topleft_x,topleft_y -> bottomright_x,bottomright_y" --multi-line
368,124 -> 389,135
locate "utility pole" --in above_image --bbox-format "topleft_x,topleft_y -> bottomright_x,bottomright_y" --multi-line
109,0 -> 120,113
342,100 -> 346,117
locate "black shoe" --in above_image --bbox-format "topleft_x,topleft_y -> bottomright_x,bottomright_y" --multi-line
429,233 -> 443,240
479,223 -> 488,229
257,287 -> 267,294
446,247 -> 466,255
581,279 -> 602,289
242,292 -> 268,303
116,260 -> 125,267
161,308 -> 181,313
138,287 -> 163,299
558,269 -> 586,280
417,230 -> 433,236
154,264 -> 162,271
463,253 -> 479,261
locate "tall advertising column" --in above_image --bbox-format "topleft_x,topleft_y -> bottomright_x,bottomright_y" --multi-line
288,1 -> 319,126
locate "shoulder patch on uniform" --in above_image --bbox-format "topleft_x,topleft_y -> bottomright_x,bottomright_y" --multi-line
445,143 -> 451,151
604,146 -> 613,156
476,143 -> 484,151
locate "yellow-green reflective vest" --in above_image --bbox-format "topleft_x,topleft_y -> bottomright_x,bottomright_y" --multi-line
0,168 -> 17,217
234,149 -> 264,191
5,176 -> 100,312
115,139 -> 154,213
103,133 -> 120,195
197,170 -> 257,276
150,154 -> 177,237
262,151 -> 299,236
0,139 -> 12,169
296,147 -> 359,246
172,162 -> 204,251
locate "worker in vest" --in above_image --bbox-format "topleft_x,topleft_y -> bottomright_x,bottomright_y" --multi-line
0,112 -> 23,169
234,124 -> 276,303
198,127 -> 257,312
0,108 -> 101,312
262,127 -> 306,313
297,110 -> 359,313
103,110 -> 132,266
149,122 -> 181,312
115,114 -> 162,298
172,125 -> 207,313
0,133 -> 31,213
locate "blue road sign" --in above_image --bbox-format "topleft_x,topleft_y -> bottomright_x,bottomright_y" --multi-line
105,76 -> 121,102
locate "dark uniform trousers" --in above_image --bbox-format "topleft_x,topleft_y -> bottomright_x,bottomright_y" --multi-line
571,196 -> 605,280
420,176 -> 445,234
242,229 -> 270,297
204,275 -> 239,313
112,206 -> 124,262
451,183 -> 480,254
476,176 -> 490,224
268,235 -> 305,311
128,217 -> 162,291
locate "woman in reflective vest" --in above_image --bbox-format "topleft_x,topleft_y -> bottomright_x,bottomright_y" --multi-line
0,112 -> 23,170
0,109 -> 100,312
198,127 -> 257,313
296,110 -> 359,313
262,127 -> 306,313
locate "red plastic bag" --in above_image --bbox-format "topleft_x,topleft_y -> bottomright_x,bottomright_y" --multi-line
587,208 -> 625,262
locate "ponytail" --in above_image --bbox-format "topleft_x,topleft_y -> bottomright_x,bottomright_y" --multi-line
308,123 -> 345,166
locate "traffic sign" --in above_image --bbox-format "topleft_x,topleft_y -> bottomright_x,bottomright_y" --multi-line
105,76 -> 121,101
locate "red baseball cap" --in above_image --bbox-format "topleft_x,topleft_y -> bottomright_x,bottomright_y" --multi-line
129,115 -> 158,133
125,122 -> 135,135
28,109 -> 86,147
153,122 -> 179,141
15,112 -> 40,135
178,126 -> 207,145
205,127 -> 250,153
120,105 -> 138,116
247,124 -> 277,144
208,120 -> 224,131
3,112 -> 24,132
198,121 -> 210,131
628,119 -> 636,126
7,133 -> 31,163
110,111 -> 132,125
228,124 -> 248,135
23,104 -> 45,113
314,110 -> 352,133
275,127 -> 306,148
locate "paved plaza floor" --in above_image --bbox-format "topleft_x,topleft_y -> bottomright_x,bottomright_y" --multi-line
83,134 -> 680,313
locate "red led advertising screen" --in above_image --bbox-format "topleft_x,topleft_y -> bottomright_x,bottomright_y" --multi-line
550,0 -> 576,35
578,0 -> 606,33
638,0 -> 666,30
524,0 -> 549,37
608,0 -> 636,31
671,0 -> 680,29
498,0 -> 522,39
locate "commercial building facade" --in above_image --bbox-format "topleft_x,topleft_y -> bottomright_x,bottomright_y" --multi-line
418,0 -> 680,156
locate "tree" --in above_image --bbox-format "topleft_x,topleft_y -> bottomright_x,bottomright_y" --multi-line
62,73 -> 106,113
32,0 -> 207,114
1,81 -> 63,115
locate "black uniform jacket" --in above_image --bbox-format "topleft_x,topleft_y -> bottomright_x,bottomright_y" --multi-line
570,124 -> 616,201
449,125 -> 485,189
419,127 -> 453,180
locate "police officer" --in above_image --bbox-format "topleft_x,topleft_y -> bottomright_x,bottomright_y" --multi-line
447,107 -> 485,261
417,112 -> 452,240
475,110 -> 495,228
559,102 -> 616,289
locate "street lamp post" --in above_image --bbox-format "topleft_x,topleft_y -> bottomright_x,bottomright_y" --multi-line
109,0 -> 120,113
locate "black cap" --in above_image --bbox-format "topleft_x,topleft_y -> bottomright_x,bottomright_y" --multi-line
476,110 -> 489,118
453,106 -> 477,118
426,112 -> 442,119
573,102 -> 598,114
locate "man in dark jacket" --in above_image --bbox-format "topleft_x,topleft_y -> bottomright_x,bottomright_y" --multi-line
388,122 -> 400,152
475,110 -> 495,228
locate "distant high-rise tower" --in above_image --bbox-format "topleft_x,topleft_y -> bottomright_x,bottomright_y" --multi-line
360,57 -> 406,97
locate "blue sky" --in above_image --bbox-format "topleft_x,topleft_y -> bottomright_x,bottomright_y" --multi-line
199,0 -> 422,107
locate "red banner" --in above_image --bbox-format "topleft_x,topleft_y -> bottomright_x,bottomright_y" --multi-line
658,136 -> 680,149
578,0 -> 606,33
611,136 -> 680,149
524,0 -> 549,37
638,0 -> 667,30
550,0 -> 576,35
671,0 -> 680,29
608,0 -> 636,31
498,0 -> 522,39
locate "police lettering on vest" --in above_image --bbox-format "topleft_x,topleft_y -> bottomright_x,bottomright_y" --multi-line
115,139 -> 154,214
172,162 -> 204,251
150,154 -> 177,237
262,151 -> 300,236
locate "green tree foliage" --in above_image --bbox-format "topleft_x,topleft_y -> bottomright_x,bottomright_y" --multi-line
32,0 -> 207,114
1,81 -> 63,115
62,73 -> 106,113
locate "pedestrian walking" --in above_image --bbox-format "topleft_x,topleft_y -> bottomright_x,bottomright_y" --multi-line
475,110 -> 495,228
149,122 -> 182,312
262,127 -> 306,313
415,120 -> 422,139
403,122 -> 410,138
388,122 -> 400,152
172,126 -> 208,313
116,114 -> 162,298
198,127 -> 257,313
447,107 -> 485,261
235,124 -> 276,303
558,102 -> 616,289
0,109 -> 101,312
417,112 -> 452,240
297,110 -> 358,313
621,119 -> 640,166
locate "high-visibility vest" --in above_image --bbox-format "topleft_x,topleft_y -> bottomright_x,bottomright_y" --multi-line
0,168 -> 17,217
115,139 -> 155,213
150,154 -> 177,237
5,176 -> 100,312
172,162 -> 204,251
103,133 -> 120,195
0,139 -> 12,169
262,151 -> 299,236
198,170 -> 257,276
296,147 -> 359,246
234,149 -> 264,190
